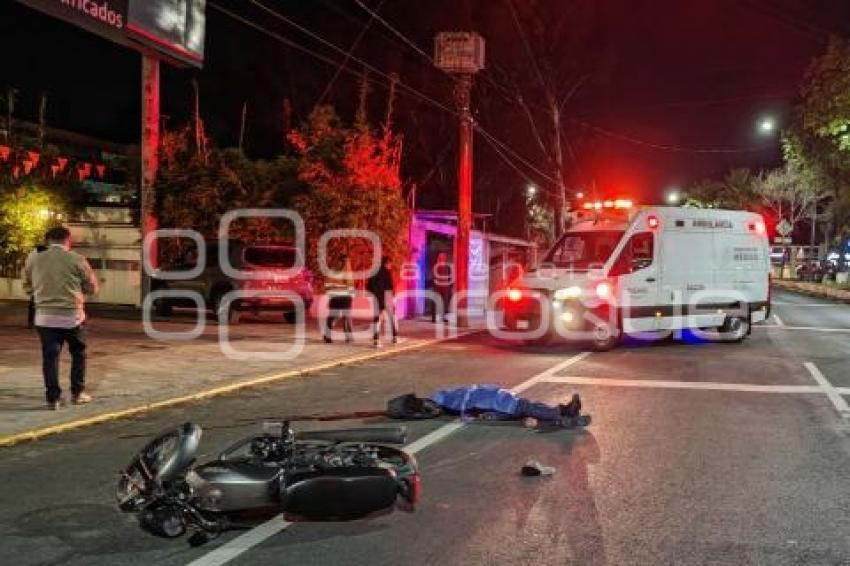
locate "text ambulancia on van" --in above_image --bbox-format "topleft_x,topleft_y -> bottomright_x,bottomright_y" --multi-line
502,206 -> 770,350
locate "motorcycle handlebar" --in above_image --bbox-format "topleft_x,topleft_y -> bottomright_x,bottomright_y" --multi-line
297,426 -> 408,445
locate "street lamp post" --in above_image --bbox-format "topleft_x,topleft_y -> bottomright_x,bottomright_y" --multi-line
435,32 -> 485,328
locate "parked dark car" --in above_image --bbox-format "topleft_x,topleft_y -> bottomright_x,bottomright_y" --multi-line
151,240 -> 313,324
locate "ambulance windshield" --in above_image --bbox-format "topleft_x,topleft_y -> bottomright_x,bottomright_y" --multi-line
543,230 -> 625,269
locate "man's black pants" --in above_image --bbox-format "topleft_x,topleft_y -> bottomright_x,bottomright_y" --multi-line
35,326 -> 86,403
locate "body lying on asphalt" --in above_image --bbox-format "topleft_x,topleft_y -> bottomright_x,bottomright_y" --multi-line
387,386 -> 590,428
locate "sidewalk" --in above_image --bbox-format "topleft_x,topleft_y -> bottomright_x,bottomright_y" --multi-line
0,305 -> 470,446
773,279 -> 850,303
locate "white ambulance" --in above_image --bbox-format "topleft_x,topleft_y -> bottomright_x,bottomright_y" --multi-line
502,206 -> 770,350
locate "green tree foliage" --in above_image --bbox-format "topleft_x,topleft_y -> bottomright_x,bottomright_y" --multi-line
0,182 -> 69,275
799,37 -> 850,156
683,169 -> 757,210
156,126 -> 304,263
751,164 -> 826,228
289,106 -> 408,287
791,36 -> 850,238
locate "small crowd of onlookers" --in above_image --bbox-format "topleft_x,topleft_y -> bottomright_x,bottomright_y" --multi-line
22,226 -> 461,411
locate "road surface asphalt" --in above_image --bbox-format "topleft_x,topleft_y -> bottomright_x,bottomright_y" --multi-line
0,289 -> 848,565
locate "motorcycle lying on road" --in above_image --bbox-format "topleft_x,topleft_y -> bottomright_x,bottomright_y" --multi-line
116,421 -> 420,544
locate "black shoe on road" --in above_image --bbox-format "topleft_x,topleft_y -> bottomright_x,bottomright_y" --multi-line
559,394 -> 582,418
559,414 -> 591,428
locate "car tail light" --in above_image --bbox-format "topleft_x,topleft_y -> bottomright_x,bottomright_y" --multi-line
507,288 -> 523,302
595,281 -> 613,299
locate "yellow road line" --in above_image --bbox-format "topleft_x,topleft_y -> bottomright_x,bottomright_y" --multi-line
0,335 -> 460,448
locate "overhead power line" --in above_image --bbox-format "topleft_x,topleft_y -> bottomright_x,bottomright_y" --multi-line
474,125 -> 559,185
350,0 -> 776,159
244,0 -> 455,115
211,1 -> 554,189
351,0 -> 434,64
567,117 -> 776,154
316,0 -> 388,106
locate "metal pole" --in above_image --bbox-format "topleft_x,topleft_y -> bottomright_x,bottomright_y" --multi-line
810,204 -> 817,280
454,74 -> 473,328
141,54 -> 160,306
238,101 -> 247,152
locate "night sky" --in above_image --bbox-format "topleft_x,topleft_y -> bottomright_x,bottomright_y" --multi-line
2,0 -> 850,225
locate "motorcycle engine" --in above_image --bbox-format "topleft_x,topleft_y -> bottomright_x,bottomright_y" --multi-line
248,435 -> 382,471
305,445 -> 381,469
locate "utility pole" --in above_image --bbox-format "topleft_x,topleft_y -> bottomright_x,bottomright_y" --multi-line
141,54 -> 160,305
454,74 -> 473,327
435,32 -> 485,328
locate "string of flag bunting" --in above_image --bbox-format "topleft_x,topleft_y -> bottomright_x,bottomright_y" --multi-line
0,144 -> 107,182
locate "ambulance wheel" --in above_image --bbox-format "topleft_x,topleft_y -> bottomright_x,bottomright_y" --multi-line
720,316 -> 749,343
590,320 -> 620,351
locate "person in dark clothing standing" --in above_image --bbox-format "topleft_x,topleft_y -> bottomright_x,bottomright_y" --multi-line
323,255 -> 355,343
366,256 -> 397,348
431,251 -> 452,323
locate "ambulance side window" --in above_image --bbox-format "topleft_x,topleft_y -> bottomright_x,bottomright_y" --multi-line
610,232 -> 654,275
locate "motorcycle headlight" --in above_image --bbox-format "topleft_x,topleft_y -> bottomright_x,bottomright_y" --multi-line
553,286 -> 582,301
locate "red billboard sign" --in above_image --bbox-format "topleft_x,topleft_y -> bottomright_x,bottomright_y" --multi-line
17,0 -> 129,44
16,0 -> 205,68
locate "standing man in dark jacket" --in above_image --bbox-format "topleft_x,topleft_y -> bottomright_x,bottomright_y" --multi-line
23,226 -> 99,410
366,256 -> 397,348
431,251 -> 452,323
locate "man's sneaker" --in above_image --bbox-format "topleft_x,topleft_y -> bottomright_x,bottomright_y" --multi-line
373,341 -> 382,349
47,400 -> 61,411
559,394 -> 582,418
72,392 -> 92,405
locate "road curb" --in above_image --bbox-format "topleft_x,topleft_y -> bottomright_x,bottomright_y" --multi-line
773,281 -> 850,304
0,333 -> 472,449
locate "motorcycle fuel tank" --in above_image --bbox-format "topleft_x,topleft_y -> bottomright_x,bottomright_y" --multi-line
188,460 -> 283,513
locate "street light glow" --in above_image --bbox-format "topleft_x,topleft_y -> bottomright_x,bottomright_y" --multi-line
526,184 -> 537,197
666,191 -> 680,205
758,117 -> 776,134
